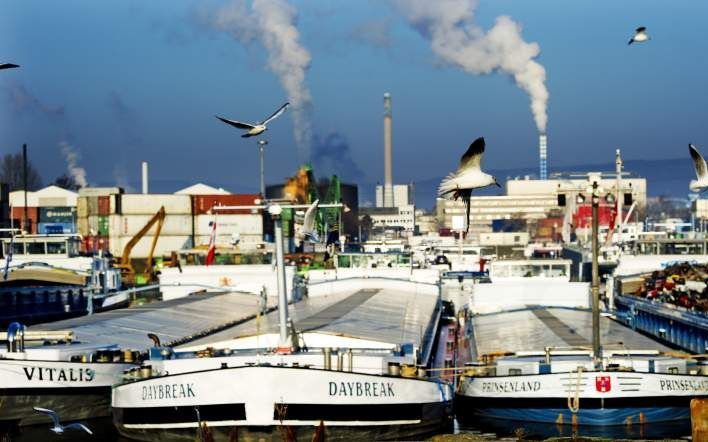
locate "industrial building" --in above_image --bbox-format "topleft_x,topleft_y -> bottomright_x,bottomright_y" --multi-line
436,171 -> 646,236
8,185 -> 78,234
359,204 -> 415,238
375,183 -> 413,207
436,194 -> 560,234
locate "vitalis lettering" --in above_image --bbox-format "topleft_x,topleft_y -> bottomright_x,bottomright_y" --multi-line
142,383 -> 196,400
659,379 -> 708,392
329,381 -> 395,397
23,366 -> 95,382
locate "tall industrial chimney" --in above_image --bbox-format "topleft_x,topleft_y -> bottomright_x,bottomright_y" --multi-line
141,161 -> 148,194
539,134 -> 548,180
383,92 -> 393,207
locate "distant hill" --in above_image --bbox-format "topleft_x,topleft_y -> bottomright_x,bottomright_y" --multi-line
360,156 -> 696,210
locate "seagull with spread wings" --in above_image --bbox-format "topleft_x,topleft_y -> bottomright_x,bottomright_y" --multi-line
215,102 -> 289,138
628,27 -> 649,45
438,137 -> 500,232
295,199 -> 320,247
0,63 -> 19,70
33,407 -> 93,435
689,143 -> 708,192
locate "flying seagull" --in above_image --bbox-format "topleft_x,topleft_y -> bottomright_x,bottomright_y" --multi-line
628,27 -> 649,45
33,407 -> 93,435
295,199 -> 319,247
689,143 -> 708,192
438,137 -> 500,233
216,102 -> 289,138
0,63 -> 19,70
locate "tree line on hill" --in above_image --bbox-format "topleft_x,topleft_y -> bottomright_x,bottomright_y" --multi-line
0,152 -> 80,192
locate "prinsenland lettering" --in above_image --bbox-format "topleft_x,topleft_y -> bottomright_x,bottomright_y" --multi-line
481,380 -> 541,393
659,379 -> 708,392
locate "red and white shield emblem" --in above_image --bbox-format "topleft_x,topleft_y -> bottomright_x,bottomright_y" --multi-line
595,376 -> 611,392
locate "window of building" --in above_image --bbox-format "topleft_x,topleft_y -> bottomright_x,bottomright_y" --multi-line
46,241 -> 67,255
26,242 -> 46,254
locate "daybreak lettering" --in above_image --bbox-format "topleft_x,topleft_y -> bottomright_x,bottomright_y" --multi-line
481,381 -> 541,393
22,366 -> 95,383
142,383 -> 196,401
659,379 -> 708,392
329,381 -> 395,397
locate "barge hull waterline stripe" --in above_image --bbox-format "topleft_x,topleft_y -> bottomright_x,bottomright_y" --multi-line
123,419 -> 422,429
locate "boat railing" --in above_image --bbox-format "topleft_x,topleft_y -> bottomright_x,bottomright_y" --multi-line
0,329 -> 75,343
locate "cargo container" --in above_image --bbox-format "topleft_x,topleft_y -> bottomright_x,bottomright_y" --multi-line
87,196 -> 99,216
192,194 -> 261,215
38,222 -> 77,234
78,187 -> 123,197
77,196 -> 88,218
194,214 -> 262,236
110,194 -> 121,214
573,204 -> 614,228
39,206 -> 76,224
77,217 -> 89,236
537,217 -> 564,229
10,206 -> 38,233
109,235 -> 191,259
120,194 -> 191,215
491,218 -> 527,233
98,215 -> 109,236
83,235 -> 110,254
98,195 -> 110,215
87,215 -> 99,236
194,234 -> 263,251
108,214 -> 193,237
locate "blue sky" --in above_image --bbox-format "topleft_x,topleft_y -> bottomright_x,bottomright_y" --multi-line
1,0 -> 707,197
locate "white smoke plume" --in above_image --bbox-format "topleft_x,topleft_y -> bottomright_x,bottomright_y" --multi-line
395,0 -> 548,132
208,0 -> 313,159
59,142 -> 88,188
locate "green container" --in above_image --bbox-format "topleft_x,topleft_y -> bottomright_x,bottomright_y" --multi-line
98,216 -> 109,236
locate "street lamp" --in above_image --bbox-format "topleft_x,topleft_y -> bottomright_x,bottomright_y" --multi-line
267,203 -> 289,350
257,140 -> 268,198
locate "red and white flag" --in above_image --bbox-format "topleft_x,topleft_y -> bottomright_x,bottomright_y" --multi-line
206,218 -> 217,266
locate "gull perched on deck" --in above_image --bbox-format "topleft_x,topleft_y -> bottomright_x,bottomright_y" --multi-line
0,63 -> 19,70
689,143 -> 708,192
628,27 -> 649,45
216,102 -> 289,138
295,199 -> 319,247
33,407 -> 93,435
438,137 -> 500,233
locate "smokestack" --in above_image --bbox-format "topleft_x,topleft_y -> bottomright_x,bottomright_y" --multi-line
22,144 -> 28,233
141,161 -> 148,194
383,92 -> 393,207
539,134 -> 547,180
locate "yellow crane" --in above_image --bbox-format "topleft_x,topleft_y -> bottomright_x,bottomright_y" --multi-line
114,206 -> 165,285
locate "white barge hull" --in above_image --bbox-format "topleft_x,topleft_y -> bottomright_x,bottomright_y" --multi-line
0,359 -> 132,425
456,371 -> 708,426
113,365 -> 454,441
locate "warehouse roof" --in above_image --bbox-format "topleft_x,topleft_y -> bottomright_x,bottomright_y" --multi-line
175,183 -> 230,195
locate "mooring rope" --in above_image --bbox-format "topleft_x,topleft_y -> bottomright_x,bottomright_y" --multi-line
567,366 -> 583,413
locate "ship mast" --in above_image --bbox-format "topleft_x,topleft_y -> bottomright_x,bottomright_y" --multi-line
590,180 -> 601,366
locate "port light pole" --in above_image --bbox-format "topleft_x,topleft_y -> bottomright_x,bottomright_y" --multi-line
212,201 -> 343,351
560,178 -> 615,367
257,140 -> 267,198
